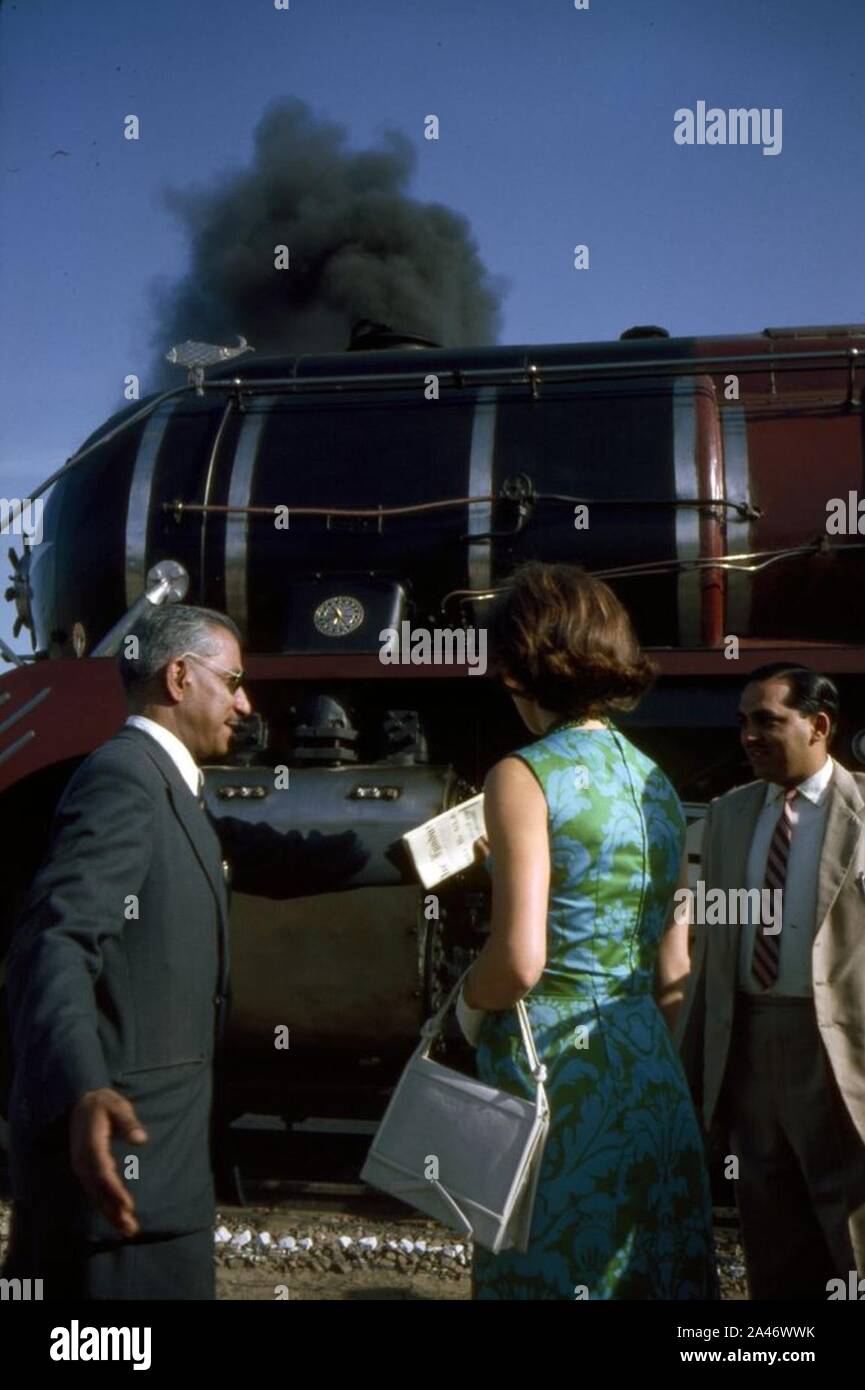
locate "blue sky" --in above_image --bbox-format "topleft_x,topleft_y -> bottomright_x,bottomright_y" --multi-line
1,0 -> 863,657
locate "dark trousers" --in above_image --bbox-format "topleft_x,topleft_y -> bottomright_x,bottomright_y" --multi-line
725,994 -> 865,1300
3,1202 -> 214,1300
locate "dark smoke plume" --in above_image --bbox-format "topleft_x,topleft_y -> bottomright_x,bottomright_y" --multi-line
152,98 -> 504,378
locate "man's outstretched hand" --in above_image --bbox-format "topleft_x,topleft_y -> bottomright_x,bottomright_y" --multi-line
69,1087 -> 148,1238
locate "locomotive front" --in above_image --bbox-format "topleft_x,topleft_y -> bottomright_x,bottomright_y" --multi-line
3,322 -> 865,1124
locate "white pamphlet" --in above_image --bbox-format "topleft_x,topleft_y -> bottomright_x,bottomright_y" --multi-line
403,793 -> 486,889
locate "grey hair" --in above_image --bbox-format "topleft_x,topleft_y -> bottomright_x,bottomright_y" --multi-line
119,604 -> 242,693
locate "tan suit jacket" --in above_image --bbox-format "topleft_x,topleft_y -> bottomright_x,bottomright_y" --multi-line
676,761 -> 865,1145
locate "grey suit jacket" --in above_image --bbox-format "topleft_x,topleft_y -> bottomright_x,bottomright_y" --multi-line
5,725 -> 364,1240
675,761 -> 865,1145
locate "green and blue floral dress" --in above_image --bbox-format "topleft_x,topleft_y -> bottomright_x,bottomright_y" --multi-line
473,722 -> 715,1300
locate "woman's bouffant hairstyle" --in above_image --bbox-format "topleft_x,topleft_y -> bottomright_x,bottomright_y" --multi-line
489,562 -> 656,719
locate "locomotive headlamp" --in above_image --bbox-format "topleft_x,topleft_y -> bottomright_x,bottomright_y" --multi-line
145,558 -> 189,606
91,560 -> 189,657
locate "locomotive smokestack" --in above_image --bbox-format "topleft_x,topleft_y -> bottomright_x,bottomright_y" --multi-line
152,98 -> 502,381
347,320 -> 441,351
619,325 -> 670,340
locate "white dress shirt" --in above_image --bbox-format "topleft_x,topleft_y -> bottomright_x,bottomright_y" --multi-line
125,715 -> 202,799
737,756 -> 835,997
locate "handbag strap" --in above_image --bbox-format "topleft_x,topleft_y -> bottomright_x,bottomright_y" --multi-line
420,968 -> 549,1094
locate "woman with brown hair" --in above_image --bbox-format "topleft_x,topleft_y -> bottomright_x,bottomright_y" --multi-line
459,561 -> 715,1300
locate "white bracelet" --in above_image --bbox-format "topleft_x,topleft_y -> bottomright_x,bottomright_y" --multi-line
456,985 -> 486,1048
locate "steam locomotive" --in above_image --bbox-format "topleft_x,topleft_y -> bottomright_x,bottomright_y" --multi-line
2,320 -> 864,1128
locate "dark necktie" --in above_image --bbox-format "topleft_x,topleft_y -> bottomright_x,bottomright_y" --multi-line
751,787 -> 797,990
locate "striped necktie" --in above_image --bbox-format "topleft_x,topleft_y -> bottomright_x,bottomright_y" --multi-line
197,771 -> 206,812
751,786 -> 797,990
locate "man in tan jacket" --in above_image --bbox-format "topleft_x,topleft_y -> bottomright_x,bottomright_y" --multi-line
676,663 -> 865,1300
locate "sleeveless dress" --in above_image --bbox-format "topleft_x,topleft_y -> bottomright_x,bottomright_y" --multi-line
472,722 -> 716,1300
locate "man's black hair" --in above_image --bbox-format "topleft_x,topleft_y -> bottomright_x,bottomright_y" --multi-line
746,663 -> 839,738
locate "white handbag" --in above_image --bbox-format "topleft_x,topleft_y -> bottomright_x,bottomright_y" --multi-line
360,971 -> 550,1254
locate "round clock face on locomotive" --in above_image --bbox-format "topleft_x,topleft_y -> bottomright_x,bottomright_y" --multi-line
313,595 -> 365,637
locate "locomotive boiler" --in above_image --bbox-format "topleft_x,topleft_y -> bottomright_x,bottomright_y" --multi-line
2,320 -> 864,1128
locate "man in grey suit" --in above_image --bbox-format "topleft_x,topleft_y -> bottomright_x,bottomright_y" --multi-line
677,663 -> 865,1299
3,604 -> 364,1299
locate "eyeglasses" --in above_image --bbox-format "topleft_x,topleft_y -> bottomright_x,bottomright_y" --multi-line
178,651 -> 246,694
